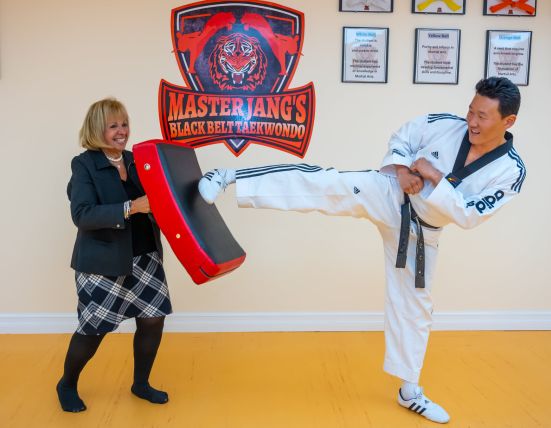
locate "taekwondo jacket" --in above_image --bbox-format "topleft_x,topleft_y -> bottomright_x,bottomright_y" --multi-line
380,114 -> 526,229
67,149 -> 163,276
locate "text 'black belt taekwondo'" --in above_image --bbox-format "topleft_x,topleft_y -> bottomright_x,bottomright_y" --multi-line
395,130 -> 514,288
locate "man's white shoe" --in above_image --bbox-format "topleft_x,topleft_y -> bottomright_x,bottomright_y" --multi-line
398,387 -> 450,424
198,169 -> 234,204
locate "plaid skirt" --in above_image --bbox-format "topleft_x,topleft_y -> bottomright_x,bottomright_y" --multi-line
75,251 -> 172,335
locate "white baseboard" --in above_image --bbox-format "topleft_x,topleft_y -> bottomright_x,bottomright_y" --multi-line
1,311 -> 550,334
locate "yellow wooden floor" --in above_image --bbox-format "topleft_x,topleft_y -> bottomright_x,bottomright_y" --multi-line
1,331 -> 550,428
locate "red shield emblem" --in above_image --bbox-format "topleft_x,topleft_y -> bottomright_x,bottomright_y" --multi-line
159,0 -> 316,157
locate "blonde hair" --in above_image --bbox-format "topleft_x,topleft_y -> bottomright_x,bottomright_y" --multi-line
79,98 -> 129,150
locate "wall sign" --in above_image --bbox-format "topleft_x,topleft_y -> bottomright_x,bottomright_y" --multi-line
159,1 -> 316,157
342,27 -> 389,83
414,28 -> 461,84
485,30 -> 532,86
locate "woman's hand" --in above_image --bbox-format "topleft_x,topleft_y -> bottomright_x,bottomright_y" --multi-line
130,196 -> 151,215
396,165 -> 424,195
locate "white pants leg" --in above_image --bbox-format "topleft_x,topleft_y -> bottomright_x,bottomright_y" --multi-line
235,165 -> 441,383
379,223 -> 441,383
236,165 -> 400,225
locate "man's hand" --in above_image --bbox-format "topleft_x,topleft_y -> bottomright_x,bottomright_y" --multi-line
396,165 -> 424,195
410,158 -> 443,187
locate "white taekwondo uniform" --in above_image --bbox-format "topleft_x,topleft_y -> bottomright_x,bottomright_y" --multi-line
235,113 -> 526,383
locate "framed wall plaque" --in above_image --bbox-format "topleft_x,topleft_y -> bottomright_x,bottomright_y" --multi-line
412,0 -> 465,14
340,0 -> 393,12
484,0 -> 536,16
485,30 -> 532,85
414,28 -> 461,84
342,27 -> 389,83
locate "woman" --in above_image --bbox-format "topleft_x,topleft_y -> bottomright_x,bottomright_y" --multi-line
57,98 -> 172,412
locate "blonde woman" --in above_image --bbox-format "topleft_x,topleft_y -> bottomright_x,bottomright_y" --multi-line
57,98 -> 172,412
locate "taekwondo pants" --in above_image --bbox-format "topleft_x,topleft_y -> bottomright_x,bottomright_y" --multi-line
235,165 -> 442,383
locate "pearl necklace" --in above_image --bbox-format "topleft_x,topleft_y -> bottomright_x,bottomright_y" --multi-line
105,153 -> 123,162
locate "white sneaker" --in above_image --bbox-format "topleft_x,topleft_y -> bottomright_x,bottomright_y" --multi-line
398,387 -> 450,424
198,169 -> 234,204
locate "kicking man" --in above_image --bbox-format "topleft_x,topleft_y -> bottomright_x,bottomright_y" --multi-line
198,77 -> 526,423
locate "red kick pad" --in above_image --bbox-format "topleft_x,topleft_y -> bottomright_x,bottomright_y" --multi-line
133,140 -> 245,284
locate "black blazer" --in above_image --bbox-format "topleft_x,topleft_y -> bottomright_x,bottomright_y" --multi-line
67,149 -> 163,276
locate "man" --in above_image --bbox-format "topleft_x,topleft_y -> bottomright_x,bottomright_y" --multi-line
198,77 -> 526,423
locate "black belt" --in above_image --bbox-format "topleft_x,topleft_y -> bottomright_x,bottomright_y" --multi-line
395,195 -> 438,288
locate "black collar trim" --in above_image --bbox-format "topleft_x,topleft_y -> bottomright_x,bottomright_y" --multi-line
445,131 -> 513,188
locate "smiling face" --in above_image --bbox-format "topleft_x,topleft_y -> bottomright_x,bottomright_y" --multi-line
466,94 -> 516,152
103,115 -> 129,155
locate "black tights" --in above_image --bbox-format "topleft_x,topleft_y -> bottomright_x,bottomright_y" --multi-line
133,316 -> 165,384
57,316 -> 167,411
60,332 -> 106,388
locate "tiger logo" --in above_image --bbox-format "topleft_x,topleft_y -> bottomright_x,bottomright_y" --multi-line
209,33 -> 268,91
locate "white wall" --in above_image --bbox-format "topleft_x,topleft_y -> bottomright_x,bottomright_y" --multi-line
0,0 -> 549,330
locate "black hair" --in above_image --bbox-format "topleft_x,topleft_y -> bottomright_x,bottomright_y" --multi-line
475,77 -> 521,117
